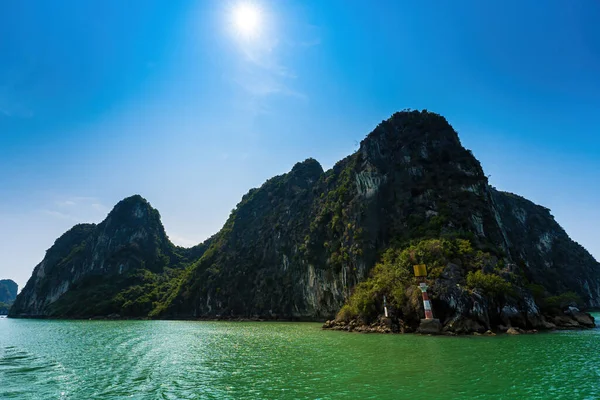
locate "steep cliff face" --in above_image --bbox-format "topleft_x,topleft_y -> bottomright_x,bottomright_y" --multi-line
491,190 -> 600,306
11,110 -> 599,329
0,279 -> 18,314
156,159 -> 328,318
158,111 -> 598,325
10,196 -> 200,317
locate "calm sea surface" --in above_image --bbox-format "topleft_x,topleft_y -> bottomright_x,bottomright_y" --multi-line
1,314 -> 599,399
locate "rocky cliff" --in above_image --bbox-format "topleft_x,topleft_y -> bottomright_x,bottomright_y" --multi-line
11,110 -> 600,332
0,279 -> 18,314
9,196 -> 207,317
0,279 -> 18,304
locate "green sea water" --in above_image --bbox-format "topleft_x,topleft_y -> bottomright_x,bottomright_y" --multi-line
0,314 -> 598,399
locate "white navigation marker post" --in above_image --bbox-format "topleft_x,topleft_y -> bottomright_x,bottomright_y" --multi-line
418,282 -> 434,320
413,264 -> 434,320
383,295 -> 388,317
413,263 -> 442,334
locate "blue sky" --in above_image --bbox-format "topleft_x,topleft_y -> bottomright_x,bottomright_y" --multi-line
1,0 -> 599,289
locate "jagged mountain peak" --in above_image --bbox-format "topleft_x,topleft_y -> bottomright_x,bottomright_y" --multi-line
98,194 -> 168,243
291,158 -> 324,175
237,159 -> 323,208
105,194 -> 159,222
9,194 -> 180,317
54,223 -> 97,242
11,110 -> 600,326
360,109 -> 461,160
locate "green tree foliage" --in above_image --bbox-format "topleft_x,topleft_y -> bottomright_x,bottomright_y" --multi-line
465,270 -> 513,297
15,111 -> 598,321
527,283 -> 547,301
336,238 -> 513,323
526,283 -> 583,312
113,268 -> 184,316
47,268 -> 186,317
544,292 -> 583,310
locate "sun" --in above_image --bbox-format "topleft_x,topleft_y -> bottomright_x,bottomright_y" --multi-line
231,2 -> 262,38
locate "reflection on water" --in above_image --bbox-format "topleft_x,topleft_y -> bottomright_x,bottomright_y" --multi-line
0,314 -> 599,399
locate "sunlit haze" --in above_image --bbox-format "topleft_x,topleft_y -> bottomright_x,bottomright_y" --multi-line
231,2 -> 263,38
1,0 -> 599,291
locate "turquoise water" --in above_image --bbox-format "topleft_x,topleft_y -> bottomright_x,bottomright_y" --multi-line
0,314 -> 599,399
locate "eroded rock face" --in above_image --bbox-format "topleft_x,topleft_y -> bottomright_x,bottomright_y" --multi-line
564,308 -> 596,328
322,316 -> 402,334
161,111 -> 510,319
417,319 -> 442,334
490,191 -> 600,307
12,111 -> 600,325
10,196 -> 193,317
506,327 -> 522,335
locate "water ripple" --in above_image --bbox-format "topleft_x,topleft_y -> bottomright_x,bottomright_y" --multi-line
0,315 -> 599,399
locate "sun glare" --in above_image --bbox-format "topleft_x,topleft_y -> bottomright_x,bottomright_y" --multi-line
231,2 -> 262,38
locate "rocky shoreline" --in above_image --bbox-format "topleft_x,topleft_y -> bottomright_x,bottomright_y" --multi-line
323,308 -> 596,336
10,308 -> 596,336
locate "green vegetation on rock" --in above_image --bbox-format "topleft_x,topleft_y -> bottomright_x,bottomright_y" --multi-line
0,279 -> 18,304
335,238 -> 515,324
465,270 -> 513,297
10,111 -> 600,333
0,280 -> 18,315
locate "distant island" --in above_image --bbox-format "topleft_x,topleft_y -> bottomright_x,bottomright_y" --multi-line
0,279 -> 18,315
10,110 -> 598,333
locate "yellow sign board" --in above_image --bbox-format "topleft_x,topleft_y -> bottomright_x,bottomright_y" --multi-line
413,264 -> 427,277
